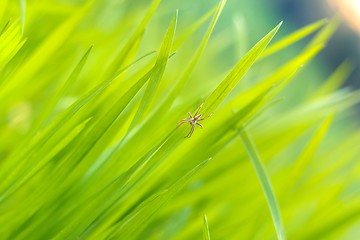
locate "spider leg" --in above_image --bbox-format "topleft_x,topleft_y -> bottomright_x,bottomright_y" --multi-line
186,124 -> 195,138
199,113 -> 213,121
177,119 -> 189,126
194,103 -> 204,116
188,112 -> 193,118
196,122 -> 203,128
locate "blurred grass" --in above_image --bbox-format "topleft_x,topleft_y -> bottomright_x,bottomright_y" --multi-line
0,0 -> 359,239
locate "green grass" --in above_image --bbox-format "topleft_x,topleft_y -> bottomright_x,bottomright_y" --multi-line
0,0 -> 359,239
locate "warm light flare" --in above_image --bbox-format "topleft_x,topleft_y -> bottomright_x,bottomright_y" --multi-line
331,0 -> 360,33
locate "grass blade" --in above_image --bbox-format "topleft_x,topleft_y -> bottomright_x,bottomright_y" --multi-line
131,11 -> 178,125
312,60 -> 354,98
306,16 -> 340,50
260,19 -> 327,59
18,0 -> 26,33
239,129 -> 286,240
287,113 -> 334,188
203,214 -> 211,240
201,22 -> 282,116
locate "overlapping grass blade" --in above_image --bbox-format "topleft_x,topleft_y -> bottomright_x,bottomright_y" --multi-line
0,51 -> 155,192
0,1 -> 94,98
31,46 -> 93,132
105,0 -> 161,78
107,159 -> 209,239
173,4 -> 217,49
0,19 -> 25,76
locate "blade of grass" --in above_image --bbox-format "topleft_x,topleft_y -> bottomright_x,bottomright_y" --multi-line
239,129 -> 286,240
130,11 -> 178,126
173,4 -> 217,49
260,19 -> 327,59
33,46 -> 93,132
200,21 -> 282,117
285,113 -> 334,190
306,16 -> 340,50
105,0 -> 161,78
203,214 -> 211,240
0,20 -> 25,75
18,0 -> 26,33
312,60 -> 354,98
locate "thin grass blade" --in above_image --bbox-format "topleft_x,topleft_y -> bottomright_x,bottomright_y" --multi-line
239,129 -> 286,240
203,214 -> 211,240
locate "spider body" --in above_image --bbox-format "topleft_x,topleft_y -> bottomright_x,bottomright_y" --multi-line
177,104 -> 212,138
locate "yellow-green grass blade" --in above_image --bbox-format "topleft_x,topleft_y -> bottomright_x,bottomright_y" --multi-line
239,43 -> 323,105
0,19 -> 25,75
203,214 -> 211,240
239,129 -> 286,240
131,12 -> 178,126
200,22 -> 282,117
0,20 -> 10,35
18,0 -> 26,33
312,60 -> 354,98
173,4 -> 217,50
285,113 -> 334,191
104,0 -> 161,78
32,46 -> 93,132
306,16 -> 340,50
260,19 -> 327,59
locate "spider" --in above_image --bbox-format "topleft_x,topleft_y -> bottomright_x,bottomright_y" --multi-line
177,104 -> 212,138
